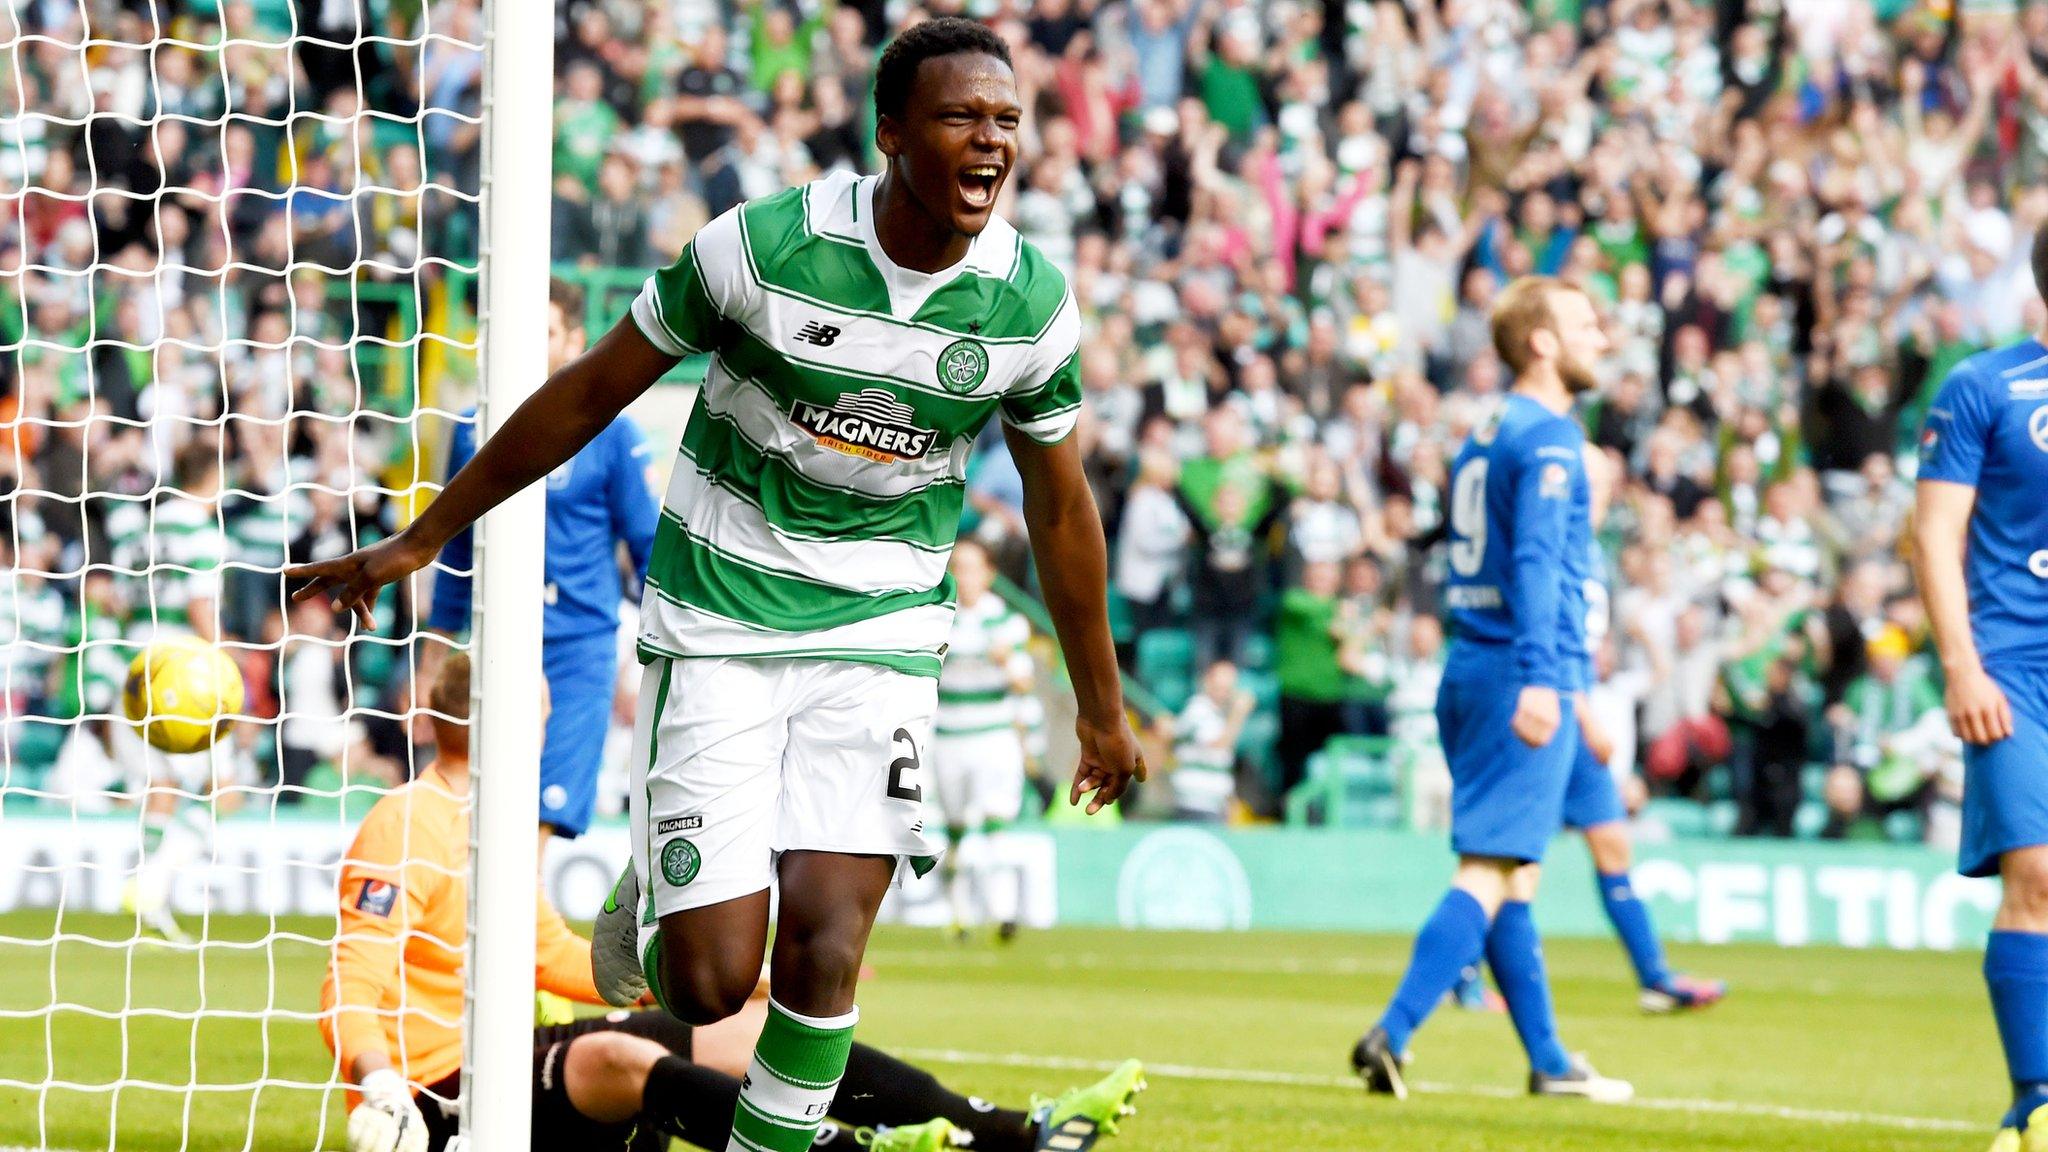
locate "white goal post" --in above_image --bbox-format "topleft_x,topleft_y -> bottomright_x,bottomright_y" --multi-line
464,0 -> 550,1148
0,0 -> 549,1148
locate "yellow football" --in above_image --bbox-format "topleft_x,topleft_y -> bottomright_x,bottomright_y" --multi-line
122,637 -> 247,754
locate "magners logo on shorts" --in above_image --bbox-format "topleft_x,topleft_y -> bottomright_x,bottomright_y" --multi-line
791,389 -> 937,464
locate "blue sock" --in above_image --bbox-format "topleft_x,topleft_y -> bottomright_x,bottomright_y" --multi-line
1987,931 -> 2048,1128
1598,871 -> 1670,990
1377,889 -> 1490,1054
1486,901 -> 1572,1078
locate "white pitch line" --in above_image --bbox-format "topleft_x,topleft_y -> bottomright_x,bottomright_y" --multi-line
891,1047 -> 1980,1135
867,949 -> 1408,977
863,949 -> 1867,996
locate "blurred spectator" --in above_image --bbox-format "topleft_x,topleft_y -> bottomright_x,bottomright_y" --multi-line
576,153 -> 655,269
1176,478 -> 1280,670
1161,660 -> 1255,821
1645,605 -> 1733,795
1823,626 -> 1949,840
1113,450 -> 1192,656
1386,613 -> 1449,831
554,60 -> 622,192
1273,560 -> 1350,800
1729,655 -> 1814,838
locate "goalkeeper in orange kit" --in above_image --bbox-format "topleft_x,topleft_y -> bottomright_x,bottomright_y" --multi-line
320,652 -> 1141,1152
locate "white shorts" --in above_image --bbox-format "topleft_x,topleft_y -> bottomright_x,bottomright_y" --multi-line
929,728 -> 1027,831
628,656 -> 939,920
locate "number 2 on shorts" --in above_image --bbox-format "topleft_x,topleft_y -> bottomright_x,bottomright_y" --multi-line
887,727 -> 924,801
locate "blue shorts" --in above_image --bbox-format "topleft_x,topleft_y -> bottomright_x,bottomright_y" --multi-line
1436,645 -> 1579,864
539,629 -> 620,838
1959,664 -> 2048,878
1562,740 -> 1626,830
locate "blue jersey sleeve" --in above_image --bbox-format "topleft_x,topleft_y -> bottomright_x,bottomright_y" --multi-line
1508,424 -> 1580,689
607,418 -> 659,581
1918,361 -> 1995,487
426,416 -> 478,634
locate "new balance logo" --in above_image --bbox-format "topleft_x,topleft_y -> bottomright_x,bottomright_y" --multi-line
796,322 -> 841,347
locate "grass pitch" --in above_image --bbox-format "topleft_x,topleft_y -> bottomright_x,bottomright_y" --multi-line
0,910 -> 2005,1151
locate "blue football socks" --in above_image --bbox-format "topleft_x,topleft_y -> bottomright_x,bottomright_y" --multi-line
1378,888 -> 1490,1054
1987,930 -> 2048,1129
1486,900 -> 1572,1078
1598,871 -> 1671,991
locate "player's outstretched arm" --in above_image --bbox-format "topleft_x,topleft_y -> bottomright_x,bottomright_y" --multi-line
288,321 -> 679,625
1005,425 -> 1147,813
1913,478 -> 2013,745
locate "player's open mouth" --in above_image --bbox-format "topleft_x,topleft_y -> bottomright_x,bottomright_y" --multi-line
958,164 -> 1002,210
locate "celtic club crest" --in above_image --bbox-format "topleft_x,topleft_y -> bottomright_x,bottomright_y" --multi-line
938,339 -> 989,394
660,838 -> 700,886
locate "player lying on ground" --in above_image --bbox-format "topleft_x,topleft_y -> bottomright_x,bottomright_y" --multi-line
322,652 -> 1144,1152
1350,277 -> 1631,1103
1451,447 -> 1726,1016
291,20 -> 1145,1151
1913,224 -> 2048,1152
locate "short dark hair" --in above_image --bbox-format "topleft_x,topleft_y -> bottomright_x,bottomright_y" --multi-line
548,276 -> 585,330
2033,224 -> 2048,304
873,16 -> 1012,122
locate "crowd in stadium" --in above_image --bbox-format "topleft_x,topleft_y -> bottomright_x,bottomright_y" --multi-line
1,0 -> 2041,845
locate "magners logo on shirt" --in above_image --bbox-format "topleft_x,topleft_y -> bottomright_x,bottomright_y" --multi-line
791,389 -> 937,463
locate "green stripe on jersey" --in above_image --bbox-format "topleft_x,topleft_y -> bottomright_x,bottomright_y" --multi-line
1001,350 -> 1084,439
937,687 -> 1008,704
641,242 -> 721,352
680,408 -> 964,549
740,188 -> 894,314
645,522 -> 955,632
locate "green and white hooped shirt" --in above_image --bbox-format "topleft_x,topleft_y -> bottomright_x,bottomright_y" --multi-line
630,171 -> 1082,678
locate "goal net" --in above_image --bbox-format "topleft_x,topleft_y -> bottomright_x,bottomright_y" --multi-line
0,1 -> 546,1148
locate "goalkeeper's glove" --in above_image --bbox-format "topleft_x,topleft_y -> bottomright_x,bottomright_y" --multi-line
347,1068 -> 428,1152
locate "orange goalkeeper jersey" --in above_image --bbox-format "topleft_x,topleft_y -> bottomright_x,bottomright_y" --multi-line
318,766 -> 601,1092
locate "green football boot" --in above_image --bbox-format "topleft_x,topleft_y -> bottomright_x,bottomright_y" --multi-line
855,1118 -> 969,1151
592,860 -> 648,1007
1027,1058 -> 1146,1149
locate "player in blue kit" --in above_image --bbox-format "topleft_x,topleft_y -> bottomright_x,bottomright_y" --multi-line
1914,227 -> 2048,1152
428,277 -> 660,843
1350,277 -> 1630,1103
1452,447 -> 1727,1016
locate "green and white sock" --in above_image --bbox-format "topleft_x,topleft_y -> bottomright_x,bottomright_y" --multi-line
727,998 -> 857,1152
